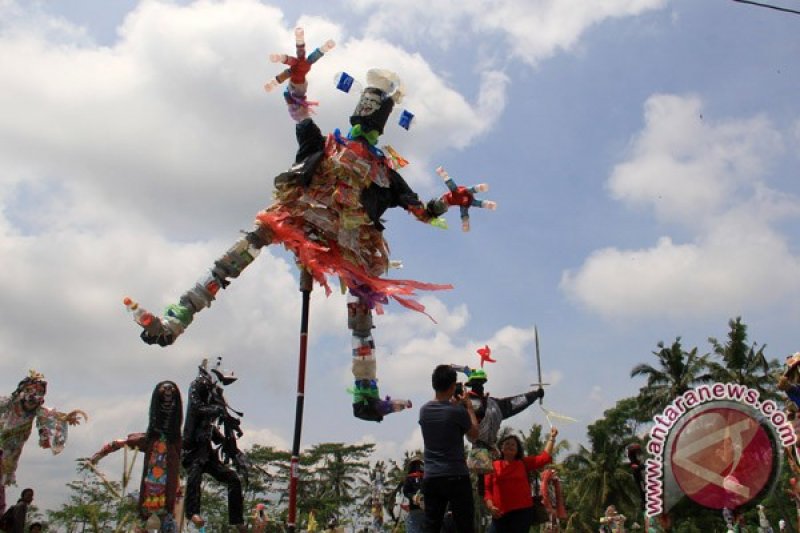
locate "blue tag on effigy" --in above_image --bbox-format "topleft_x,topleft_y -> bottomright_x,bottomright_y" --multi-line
336,72 -> 355,93
398,109 -> 414,130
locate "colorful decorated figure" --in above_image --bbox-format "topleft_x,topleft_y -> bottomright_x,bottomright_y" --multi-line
0,371 -> 86,513
127,28 -> 494,423
89,381 -> 182,532
778,352 -> 800,487
182,358 -> 248,531
778,353 -> 800,409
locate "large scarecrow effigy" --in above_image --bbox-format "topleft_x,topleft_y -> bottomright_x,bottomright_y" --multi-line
126,28 -> 495,423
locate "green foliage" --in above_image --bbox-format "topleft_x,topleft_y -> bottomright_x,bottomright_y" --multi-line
40,316 -> 795,532
630,337 -> 712,419
707,316 -> 781,400
46,474 -> 139,532
561,398 -> 642,528
195,441 -> 375,530
624,317 -> 788,531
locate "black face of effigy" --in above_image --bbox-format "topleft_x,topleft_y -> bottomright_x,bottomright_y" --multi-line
349,88 -> 394,135
149,380 -> 183,440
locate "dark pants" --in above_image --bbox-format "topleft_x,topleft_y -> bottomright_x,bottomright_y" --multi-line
422,475 -> 475,533
184,457 -> 243,525
491,507 -> 534,533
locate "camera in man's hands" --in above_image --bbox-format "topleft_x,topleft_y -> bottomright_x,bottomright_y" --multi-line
454,382 -> 464,398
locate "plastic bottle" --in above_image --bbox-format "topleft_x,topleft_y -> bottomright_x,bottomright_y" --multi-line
383,397 -> 412,414
307,40 -> 335,64
123,297 -> 155,328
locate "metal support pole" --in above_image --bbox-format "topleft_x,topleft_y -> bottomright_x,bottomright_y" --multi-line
287,270 -> 313,533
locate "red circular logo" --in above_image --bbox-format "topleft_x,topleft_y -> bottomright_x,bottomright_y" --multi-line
670,406 -> 775,509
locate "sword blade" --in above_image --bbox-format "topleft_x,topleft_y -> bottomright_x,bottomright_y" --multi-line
535,325 -> 543,404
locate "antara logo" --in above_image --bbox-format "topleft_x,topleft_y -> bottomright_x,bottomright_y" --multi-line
644,383 -> 794,517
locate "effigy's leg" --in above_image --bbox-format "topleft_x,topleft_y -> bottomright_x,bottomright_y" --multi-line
183,460 -> 204,525
127,223 -> 274,347
349,294 -> 411,422
205,460 -> 244,527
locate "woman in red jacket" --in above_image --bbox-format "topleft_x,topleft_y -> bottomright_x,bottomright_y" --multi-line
484,426 -> 558,533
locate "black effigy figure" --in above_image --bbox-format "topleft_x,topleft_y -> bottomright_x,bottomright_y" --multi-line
182,358 -> 248,531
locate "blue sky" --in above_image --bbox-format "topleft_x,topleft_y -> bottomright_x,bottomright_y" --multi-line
1,0 -> 800,513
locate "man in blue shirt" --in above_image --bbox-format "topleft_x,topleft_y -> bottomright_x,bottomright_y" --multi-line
419,365 -> 479,532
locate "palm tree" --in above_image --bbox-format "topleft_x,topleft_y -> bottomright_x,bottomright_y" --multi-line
308,442 -> 374,525
382,450 -> 423,528
561,398 -> 643,531
707,316 -> 781,400
630,337 -> 712,419
518,422 -> 570,460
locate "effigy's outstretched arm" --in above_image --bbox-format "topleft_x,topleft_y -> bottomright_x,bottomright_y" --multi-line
35,406 -> 87,454
387,168 -> 450,226
495,388 -> 545,420
89,433 -> 147,464
126,223 -> 274,347
348,294 -> 411,422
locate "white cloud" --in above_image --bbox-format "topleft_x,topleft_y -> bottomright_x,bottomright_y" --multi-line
607,94 -> 782,226
792,118 -> 800,155
349,0 -> 669,66
562,94 -> 800,319
239,427 -> 290,451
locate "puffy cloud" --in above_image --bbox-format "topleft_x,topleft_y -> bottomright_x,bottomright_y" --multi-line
562,94 -> 800,319
349,0 -> 669,66
607,94 -> 782,226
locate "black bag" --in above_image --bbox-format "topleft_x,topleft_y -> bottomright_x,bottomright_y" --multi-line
530,475 -> 549,525
531,494 -> 549,525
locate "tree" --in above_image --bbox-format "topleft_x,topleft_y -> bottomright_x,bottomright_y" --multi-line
630,337 -> 712,419
381,450 -> 423,529
46,473 -> 138,532
244,443 -> 292,526
297,442 -> 374,529
518,423 -> 570,460
707,316 -> 781,399
561,398 -> 642,531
